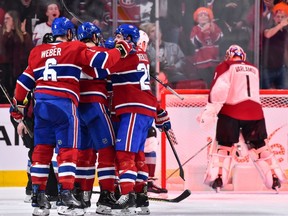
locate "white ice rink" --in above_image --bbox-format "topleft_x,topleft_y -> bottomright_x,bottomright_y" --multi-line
0,187 -> 287,216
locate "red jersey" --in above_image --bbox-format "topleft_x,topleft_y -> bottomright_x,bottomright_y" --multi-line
15,40 -> 121,106
109,48 -> 158,118
209,60 -> 264,120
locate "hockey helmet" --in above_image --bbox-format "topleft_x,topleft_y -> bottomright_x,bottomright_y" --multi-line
137,30 -> 149,51
51,17 -> 75,37
77,22 -> 102,41
225,44 -> 246,61
104,37 -> 115,49
114,24 -> 140,44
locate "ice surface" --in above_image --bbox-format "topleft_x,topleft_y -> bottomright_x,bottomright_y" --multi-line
0,187 -> 287,216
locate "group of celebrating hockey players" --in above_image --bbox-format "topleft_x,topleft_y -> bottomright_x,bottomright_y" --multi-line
10,16 -> 170,216
9,10 -> 288,216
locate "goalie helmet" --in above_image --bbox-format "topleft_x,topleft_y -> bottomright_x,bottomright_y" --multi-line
114,24 -> 140,45
51,17 -> 75,37
77,22 -> 102,41
225,44 -> 246,61
137,30 -> 149,51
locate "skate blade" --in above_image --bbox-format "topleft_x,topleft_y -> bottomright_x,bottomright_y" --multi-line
57,206 -> 84,216
273,187 -> 280,194
96,204 -> 112,215
111,207 -> 137,216
32,207 -> 50,216
136,206 -> 150,215
215,187 -> 221,193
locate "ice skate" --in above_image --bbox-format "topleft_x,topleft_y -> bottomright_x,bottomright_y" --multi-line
272,174 -> 281,193
31,189 -> 51,216
111,192 -> 137,216
136,186 -> 150,215
211,175 -> 223,193
147,180 -> 167,194
96,190 -> 117,215
57,190 -> 84,216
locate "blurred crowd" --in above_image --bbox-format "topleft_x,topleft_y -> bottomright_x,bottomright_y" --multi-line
1,0 -> 288,103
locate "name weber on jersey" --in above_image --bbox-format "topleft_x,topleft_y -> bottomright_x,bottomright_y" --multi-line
41,47 -> 61,58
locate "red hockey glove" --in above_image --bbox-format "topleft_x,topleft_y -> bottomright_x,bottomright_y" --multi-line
115,40 -> 133,58
10,97 -> 27,123
155,109 -> 171,132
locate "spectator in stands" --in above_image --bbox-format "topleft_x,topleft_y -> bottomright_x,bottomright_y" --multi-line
143,22 -> 187,88
3,0 -> 38,37
1,10 -> 33,97
261,2 -> 288,89
190,7 -> 223,88
32,1 -> 60,46
211,0 -> 252,60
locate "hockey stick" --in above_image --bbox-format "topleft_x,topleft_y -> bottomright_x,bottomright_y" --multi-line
0,83 -> 33,138
164,129 -> 185,181
61,0 -> 83,24
166,140 -> 212,180
92,189 -> 191,203
150,74 -> 184,101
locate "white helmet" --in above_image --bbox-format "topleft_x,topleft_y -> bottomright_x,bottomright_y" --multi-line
137,30 -> 149,51
225,44 -> 246,61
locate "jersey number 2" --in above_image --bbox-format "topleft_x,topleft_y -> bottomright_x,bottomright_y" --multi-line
138,63 -> 151,91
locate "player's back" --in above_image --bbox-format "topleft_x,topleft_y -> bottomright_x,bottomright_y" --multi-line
109,48 -> 157,118
214,60 -> 264,120
29,40 -> 92,105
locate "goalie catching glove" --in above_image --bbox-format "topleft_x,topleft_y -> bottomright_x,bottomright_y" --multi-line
155,109 -> 171,132
115,40 -> 133,58
10,97 -> 28,123
197,102 -> 222,130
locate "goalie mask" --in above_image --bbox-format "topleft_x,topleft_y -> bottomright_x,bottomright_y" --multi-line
225,44 -> 246,61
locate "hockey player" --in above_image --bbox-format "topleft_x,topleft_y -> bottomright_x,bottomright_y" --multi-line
198,44 -> 287,192
10,17 -> 132,216
74,22 -> 117,214
108,25 -> 170,215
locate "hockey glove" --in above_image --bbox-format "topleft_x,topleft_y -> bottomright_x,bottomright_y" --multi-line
115,40 -> 133,58
155,109 -> 171,132
197,103 -> 222,130
10,97 -> 27,123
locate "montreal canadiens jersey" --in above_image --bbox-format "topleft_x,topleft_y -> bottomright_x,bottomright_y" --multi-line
109,47 -> 158,118
79,46 -> 111,105
15,40 -> 121,106
209,60 -> 264,120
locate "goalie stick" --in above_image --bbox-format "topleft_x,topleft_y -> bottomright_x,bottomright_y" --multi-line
92,189 -> 191,203
166,140 -> 212,180
0,83 -> 33,138
164,129 -> 185,181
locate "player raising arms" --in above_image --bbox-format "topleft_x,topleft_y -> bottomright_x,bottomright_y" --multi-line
10,17 -> 132,216
198,45 -> 287,193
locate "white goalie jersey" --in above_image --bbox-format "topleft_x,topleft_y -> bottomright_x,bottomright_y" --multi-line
209,60 -> 264,120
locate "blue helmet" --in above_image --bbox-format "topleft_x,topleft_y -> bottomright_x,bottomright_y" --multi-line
51,17 -> 75,37
114,24 -> 140,44
77,22 -> 102,41
104,37 -> 115,49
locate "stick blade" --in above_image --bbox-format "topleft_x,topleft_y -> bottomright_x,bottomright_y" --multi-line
149,189 -> 191,203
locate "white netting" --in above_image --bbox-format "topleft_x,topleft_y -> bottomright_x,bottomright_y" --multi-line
159,90 -> 288,191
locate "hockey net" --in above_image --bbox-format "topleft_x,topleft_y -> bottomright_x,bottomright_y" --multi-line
158,89 -> 288,191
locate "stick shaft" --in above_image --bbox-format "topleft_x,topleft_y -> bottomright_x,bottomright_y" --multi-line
164,129 -> 185,181
151,74 -> 184,100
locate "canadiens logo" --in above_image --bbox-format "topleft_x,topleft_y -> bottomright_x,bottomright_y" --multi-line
119,0 -> 136,8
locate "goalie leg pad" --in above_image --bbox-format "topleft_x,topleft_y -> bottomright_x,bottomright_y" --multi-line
204,146 -> 233,187
249,146 -> 287,189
